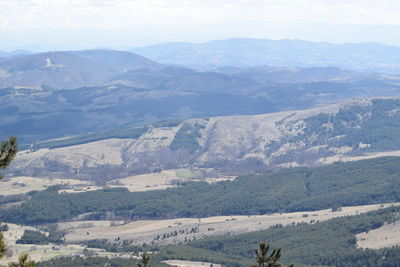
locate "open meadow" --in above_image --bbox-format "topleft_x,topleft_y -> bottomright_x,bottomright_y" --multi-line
60,203 -> 400,247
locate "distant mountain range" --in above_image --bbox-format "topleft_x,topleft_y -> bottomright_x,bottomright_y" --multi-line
132,38 -> 400,73
1,44 -> 400,144
1,41 -> 400,91
0,49 -> 32,58
0,49 -> 162,89
1,64 -> 399,144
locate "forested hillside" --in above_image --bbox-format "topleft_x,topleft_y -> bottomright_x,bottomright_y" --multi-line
154,206 -> 400,266
4,2 -> 400,266
2,157 -> 400,225
1,49 -> 400,144
11,98 -> 400,180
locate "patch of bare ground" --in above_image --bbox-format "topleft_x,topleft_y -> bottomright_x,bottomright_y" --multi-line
61,203 -> 399,246
357,221 -> 400,249
14,138 -> 132,169
106,169 -> 235,192
162,260 -> 222,267
0,176 -> 92,196
1,168 -> 234,195
319,150 -> 400,165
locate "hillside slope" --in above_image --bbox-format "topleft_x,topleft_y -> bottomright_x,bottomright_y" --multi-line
10,97 -> 400,179
2,64 -> 400,144
0,50 -> 162,89
3,156 -> 400,225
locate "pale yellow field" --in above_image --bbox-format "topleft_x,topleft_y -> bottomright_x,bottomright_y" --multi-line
106,169 -> 185,192
2,204 -> 398,264
1,223 -> 42,245
58,185 -> 103,194
57,220 -> 126,232
357,221 -> 400,249
319,149 -> 400,165
105,169 -> 235,192
61,203 -> 399,246
0,169 -> 234,196
15,138 -> 131,169
0,243 -> 88,265
163,260 -> 222,267
0,223 -> 132,265
0,176 -> 91,196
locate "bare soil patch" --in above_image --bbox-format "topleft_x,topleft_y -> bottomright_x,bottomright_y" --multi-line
163,260 -> 222,267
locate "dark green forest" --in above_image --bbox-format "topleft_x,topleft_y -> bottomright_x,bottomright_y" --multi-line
2,156 -> 400,225
155,206 -> 400,267
294,99 -> 400,152
20,126 -> 148,151
170,122 -> 205,153
35,206 -> 400,267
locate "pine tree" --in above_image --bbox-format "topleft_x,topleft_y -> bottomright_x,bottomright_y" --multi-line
0,229 -> 6,259
137,252 -> 150,267
0,136 -> 18,179
0,136 -> 18,259
8,253 -> 35,267
251,242 -> 294,267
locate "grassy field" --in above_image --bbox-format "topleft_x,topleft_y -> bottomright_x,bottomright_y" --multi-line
319,149 -> 400,165
0,169 -> 234,196
0,223 -> 133,265
16,138 -> 129,170
175,169 -> 195,179
2,204 -> 399,265
162,260 -> 222,267
357,221 -> 400,249
105,169 -> 235,192
60,203 -> 399,246
0,176 -> 92,196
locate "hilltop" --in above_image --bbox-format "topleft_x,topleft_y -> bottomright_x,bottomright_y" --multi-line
9,97 -> 400,180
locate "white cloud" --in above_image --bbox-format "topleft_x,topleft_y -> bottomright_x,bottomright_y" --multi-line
1,0 -> 400,32
1,0 -> 400,49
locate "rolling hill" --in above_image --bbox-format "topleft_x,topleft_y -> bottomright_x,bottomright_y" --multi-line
0,49 -> 32,58
0,49 -> 163,89
3,156 -> 400,224
9,97 -> 400,180
132,38 -> 400,73
1,60 -> 400,144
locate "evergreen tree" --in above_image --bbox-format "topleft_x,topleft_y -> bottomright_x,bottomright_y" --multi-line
251,242 -> 293,267
137,252 -> 150,267
0,229 -> 6,259
0,136 -> 18,259
0,136 -> 18,179
8,253 -> 35,267
0,137 -> 32,266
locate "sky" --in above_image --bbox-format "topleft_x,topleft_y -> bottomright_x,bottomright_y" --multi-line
1,0 -> 400,51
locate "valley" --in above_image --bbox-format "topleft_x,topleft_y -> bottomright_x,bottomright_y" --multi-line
2,41 -> 400,266
59,203 -> 399,246
0,203 -> 397,265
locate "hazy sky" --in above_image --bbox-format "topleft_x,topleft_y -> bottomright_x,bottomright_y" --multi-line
1,0 -> 400,50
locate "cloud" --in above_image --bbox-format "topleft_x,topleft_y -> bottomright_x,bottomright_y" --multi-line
1,0 -> 400,50
1,0 -> 400,33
